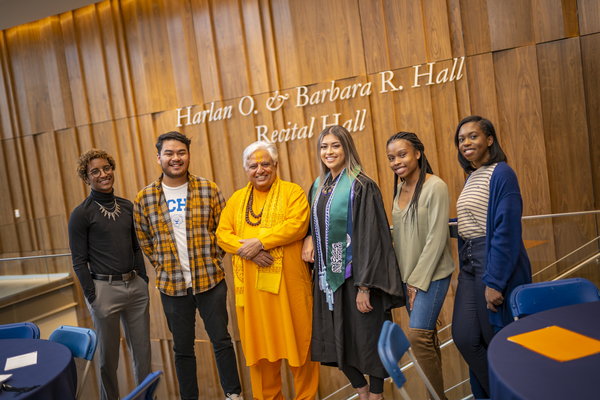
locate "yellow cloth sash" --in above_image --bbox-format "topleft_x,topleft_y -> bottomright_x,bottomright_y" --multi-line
233,177 -> 285,307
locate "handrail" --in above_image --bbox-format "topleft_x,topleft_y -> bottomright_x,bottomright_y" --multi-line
447,209 -> 600,227
522,209 -> 600,220
533,236 -> 600,278
0,253 -> 71,262
552,251 -> 600,281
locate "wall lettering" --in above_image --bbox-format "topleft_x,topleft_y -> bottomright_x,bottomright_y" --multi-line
175,58 -> 466,141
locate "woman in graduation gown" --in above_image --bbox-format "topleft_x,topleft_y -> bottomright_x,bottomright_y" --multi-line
302,125 -> 405,400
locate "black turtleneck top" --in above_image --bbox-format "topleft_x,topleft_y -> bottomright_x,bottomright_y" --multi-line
68,189 -> 148,303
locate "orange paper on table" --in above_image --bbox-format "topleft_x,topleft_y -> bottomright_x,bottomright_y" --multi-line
507,325 -> 600,362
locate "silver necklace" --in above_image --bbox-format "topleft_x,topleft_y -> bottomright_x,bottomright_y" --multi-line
95,200 -> 121,220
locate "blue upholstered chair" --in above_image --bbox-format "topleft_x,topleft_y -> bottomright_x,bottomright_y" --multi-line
122,371 -> 163,400
377,320 -> 441,400
49,325 -> 98,400
510,277 -> 600,320
0,322 -> 40,339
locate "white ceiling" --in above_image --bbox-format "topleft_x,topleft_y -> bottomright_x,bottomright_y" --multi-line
0,0 -> 99,30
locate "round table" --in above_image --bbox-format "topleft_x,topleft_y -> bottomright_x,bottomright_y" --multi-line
488,301 -> 600,400
0,338 -> 77,399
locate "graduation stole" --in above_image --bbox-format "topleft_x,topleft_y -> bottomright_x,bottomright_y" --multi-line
311,168 -> 358,308
233,177 -> 284,307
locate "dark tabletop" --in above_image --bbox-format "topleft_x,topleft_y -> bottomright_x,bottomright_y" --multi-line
0,338 -> 77,400
488,301 -> 600,400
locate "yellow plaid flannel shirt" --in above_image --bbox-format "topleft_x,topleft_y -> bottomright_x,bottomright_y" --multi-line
133,173 -> 225,296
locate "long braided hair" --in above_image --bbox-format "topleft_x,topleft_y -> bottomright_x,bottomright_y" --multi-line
386,132 -> 434,227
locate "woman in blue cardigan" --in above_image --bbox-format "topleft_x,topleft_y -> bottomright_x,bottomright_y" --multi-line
451,116 -> 532,398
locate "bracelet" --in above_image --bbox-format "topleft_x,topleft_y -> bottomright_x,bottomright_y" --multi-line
407,287 -> 418,293
358,287 -> 370,294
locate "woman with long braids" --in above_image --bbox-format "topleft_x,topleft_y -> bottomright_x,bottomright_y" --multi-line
302,125 -> 405,400
386,132 -> 454,400
451,116 -> 531,398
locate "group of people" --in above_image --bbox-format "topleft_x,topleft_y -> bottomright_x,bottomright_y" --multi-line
68,115 -> 531,400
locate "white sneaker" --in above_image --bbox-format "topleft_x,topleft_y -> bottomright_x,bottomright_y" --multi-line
226,394 -> 243,400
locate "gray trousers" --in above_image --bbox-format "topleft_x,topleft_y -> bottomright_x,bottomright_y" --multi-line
86,276 -> 152,400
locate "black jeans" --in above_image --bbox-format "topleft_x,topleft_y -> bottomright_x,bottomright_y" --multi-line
160,280 -> 241,399
452,237 -> 494,398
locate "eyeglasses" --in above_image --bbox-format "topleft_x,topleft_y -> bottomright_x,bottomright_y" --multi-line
247,162 -> 273,172
88,165 -> 113,178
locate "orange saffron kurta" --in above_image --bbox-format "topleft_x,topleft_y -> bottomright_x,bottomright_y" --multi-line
217,180 -> 313,367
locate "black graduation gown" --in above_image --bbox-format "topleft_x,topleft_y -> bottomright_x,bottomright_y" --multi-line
309,174 -> 405,378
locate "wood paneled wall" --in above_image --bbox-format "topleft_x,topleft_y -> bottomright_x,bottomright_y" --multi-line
1,0 -> 599,399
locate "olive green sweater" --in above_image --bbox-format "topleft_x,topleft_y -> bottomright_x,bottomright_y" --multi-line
392,176 -> 455,291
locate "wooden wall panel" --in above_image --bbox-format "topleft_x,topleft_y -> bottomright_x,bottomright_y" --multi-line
40,17 -> 76,131
133,114 -> 158,187
359,0 -> 390,74
581,33 -> 600,237
118,3 -> 150,116
286,0 -> 365,85
205,110 -> 236,198
1,0 -> 599,398
210,0 -> 251,100
361,0 -> 455,71
224,97 -> 267,194
96,2 -> 129,121
428,61 -> 466,216
55,128 -> 86,216
262,0 -> 368,90
0,140 -> 18,256
180,112 -> 216,182
459,0 -> 491,56
447,0 -> 466,58
121,0 -> 177,114
0,32 -> 15,140
2,138 -> 34,252
16,24 -> 56,135
488,0 -> 535,51
240,0 -> 271,95
531,0 -> 578,43
492,45 -> 557,277
59,12 -> 88,128
422,0 -> 453,62
465,53 -> 499,127
191,0 -> 226,103
281,113 -> 311,189
257,0 -> 282,93
35,132 -> 68,221
382,0 -> 427,70
578,0 -> 600,35
5,29 -> 33,137
112,118 -> 143,200
73,6 -> 113,125
537,37 -> 596,259
368,72 -> 399,202
162,0 -> 204,108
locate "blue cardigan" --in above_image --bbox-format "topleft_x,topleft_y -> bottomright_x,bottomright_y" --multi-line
457,162 -> 532,329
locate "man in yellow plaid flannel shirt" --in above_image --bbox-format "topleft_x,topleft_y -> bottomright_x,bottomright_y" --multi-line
134,131 -> 243,400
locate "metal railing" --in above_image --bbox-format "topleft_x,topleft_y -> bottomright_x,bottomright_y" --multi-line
324,210 -> 600,400
0,253 -> 70,262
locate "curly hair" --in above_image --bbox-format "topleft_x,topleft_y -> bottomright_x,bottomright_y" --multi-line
76,148 -> 116,182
